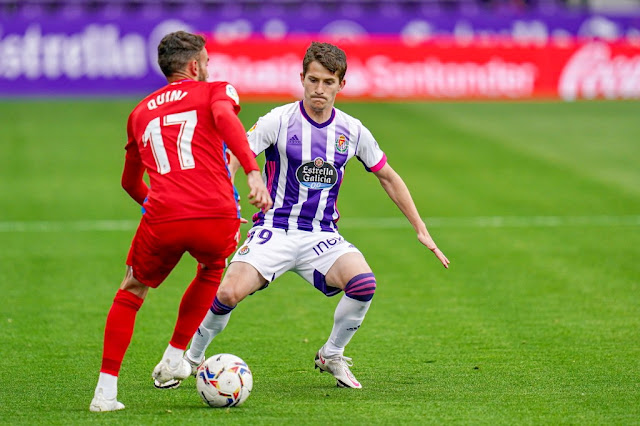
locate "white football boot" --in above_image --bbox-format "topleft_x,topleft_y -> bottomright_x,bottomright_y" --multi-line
152,356 -> 193,388
153,353 -> 203,389
314,346 -> 362,389
89,388 -> 125,412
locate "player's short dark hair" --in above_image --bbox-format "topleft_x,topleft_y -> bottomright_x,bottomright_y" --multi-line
157,31 -> 206,77
302,42 -> 347,82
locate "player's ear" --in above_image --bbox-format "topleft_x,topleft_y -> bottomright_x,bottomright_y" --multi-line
189,59 -> 199,78
300,72 -> 305,86
338,78 -> 346,92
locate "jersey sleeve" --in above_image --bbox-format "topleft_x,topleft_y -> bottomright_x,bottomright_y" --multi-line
124,113 -> 139,161
209,82 -> 241,114
210,100 -> 260,175
208,82 -> 259,174
122,112 -> 148,205
246,110 -> 280,156
355,125 -> 387,172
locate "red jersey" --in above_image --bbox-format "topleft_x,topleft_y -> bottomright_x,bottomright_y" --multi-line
124,80 -> 259,223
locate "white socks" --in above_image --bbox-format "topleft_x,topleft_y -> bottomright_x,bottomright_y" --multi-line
183,296 -> 368,362
186,310 -> 231,362
161,344 -> 185,369
96,372 -> 118,399
323,295 -> 371,357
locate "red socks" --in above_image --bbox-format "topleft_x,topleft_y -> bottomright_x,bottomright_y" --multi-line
170,265 -> 223,349
100,289 -> 144,376
99,266 -> 222,375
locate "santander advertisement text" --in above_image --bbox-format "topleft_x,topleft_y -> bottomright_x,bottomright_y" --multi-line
206,38 -> 640,101
0,16 -> 638,100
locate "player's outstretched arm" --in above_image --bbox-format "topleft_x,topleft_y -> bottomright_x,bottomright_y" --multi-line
373,163 -> 450,268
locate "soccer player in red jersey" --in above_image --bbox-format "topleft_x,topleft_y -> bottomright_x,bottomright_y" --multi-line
89,31 -> 272,412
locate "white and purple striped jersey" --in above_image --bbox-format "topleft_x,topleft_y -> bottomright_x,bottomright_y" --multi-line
248,101 -> 387,232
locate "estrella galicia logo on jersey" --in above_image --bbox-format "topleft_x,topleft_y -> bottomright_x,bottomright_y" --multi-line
238,246 -> 250,255
296,157 -> 338,190
335,134 -> 349,153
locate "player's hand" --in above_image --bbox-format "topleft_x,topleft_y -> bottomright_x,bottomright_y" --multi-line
430,247 -> 450,269
418,232 -> 450,269
246,170 -> 273,211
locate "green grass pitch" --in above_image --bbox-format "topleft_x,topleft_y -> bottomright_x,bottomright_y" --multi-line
1,100 -> 638,424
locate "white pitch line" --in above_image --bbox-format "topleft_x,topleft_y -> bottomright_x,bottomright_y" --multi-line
344,215 -> 640,229
0,216 -> 638,233
0,220 -> 140,233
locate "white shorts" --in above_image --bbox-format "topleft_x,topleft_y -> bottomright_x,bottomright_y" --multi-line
230,226 -> 362,296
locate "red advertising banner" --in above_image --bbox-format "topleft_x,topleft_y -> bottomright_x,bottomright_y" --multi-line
205,37 -> 640,101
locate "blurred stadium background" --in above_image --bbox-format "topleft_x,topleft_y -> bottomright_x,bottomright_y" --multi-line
1,1 -> 639,424
1,0 -> 639,99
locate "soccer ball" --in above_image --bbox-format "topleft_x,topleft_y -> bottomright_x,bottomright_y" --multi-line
196,353 -> 253,407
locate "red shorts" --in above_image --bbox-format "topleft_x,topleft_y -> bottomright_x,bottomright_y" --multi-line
126,217 -> 240,288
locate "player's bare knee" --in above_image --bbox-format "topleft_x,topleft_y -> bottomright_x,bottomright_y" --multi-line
215,284 -> 239,307
326,252 -> 372,288
344,273 -> 376,302
119,267 -> 149,299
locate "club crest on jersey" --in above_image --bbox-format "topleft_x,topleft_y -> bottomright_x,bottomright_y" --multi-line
238,246 -> 250,255
335,134 -> 349,153
296,157 -> 338,190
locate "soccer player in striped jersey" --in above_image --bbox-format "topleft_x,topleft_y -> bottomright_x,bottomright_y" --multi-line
173,42 -> 449,389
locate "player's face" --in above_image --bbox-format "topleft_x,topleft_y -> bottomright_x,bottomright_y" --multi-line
301,61 -> 345,114
196,48 -> 209,82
